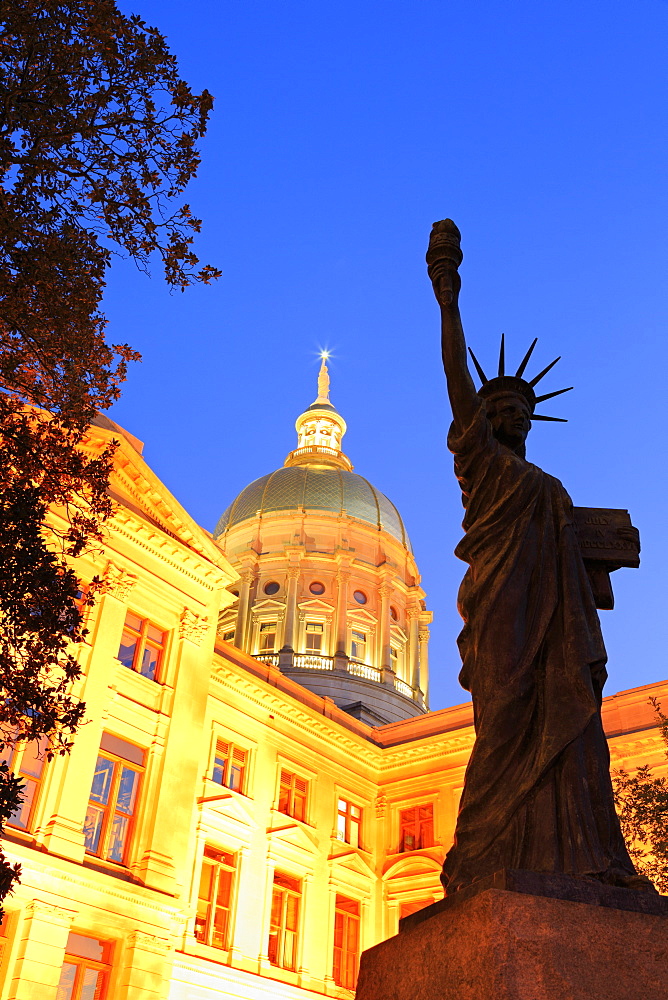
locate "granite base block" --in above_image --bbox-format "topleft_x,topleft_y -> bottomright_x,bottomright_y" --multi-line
356,884 -> 668,1000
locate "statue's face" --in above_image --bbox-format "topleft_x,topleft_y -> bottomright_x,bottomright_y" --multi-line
487,393 -> 531,450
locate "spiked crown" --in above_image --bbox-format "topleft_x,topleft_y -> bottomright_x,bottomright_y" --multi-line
469,335 -> 572,423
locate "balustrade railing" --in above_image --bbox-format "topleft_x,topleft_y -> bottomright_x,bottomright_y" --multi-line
394,677 -> 413,699
292,653 -> 334,671
349,660 -> 382,683
252,653 -> 280,667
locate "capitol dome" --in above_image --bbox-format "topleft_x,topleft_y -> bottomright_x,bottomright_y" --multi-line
213,466 -> 411,550
215,356 -> 431,726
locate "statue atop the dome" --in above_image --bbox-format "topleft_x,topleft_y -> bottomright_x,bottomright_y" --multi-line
426,220 -> 649,895
315,350 -> 332,404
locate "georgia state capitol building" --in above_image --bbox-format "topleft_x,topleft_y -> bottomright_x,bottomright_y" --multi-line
0,359 -> 664,1000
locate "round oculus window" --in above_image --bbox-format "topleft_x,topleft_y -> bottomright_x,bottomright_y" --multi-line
264,581 -> 280,596
353,590 -> 367,605
309,581 -> 325,595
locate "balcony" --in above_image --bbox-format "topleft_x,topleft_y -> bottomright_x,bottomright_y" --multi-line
251,651 -> 417,703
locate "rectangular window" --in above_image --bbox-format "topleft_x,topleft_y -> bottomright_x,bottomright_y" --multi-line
0,737 -> 48,831
259,622 -> 277,653
278,769 -> 307,822
268,872 -> 300,970
56,932 -> 111,1000
305,622 -> 323,653
333,895 -> 360,990
195,846 -> 235,950
399,804 -> 434,852
390,645 -> 404,672
350,630 -> 366,662
83,735 -> 144,864
118,612 -> 166,682
222,630 -> 235,643
337,798 -> 362,848
212,739 -> 247,793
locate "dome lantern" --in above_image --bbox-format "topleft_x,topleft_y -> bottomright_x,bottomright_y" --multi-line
285,354 -> 353,471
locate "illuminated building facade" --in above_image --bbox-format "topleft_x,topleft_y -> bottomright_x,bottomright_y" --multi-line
0,367 -> 665,1000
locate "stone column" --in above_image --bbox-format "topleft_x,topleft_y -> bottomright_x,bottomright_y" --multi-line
40,563 -> 137,861
7,899 -> 75,1000
235,565 -> 255,653
116,931 -> 173,1000
407,608 -> 421,692
377,583 -> 392,670
418,622 -> 431,706
135,608 -> 212,895
334,568 -> 350,662
280,565 -> 301,653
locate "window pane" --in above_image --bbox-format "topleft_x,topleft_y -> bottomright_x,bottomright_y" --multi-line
147,624 -> 164,644
293,789 -> 305,822
90,757 -> 115,806
83,804 -> 105,853
100,734 -> 144,766
260,631 -> 276,651
198,859 -> 215,902
283,930 -> 296,970
80,967 -> 105,1000
337,812 -> 347,841
8,777 -> 36,829
118,632 -> 138,669
229,747 -> 246,790
116,767 -> 139,814
125,613 -> 143,632
20,739 -> 46,778
213,742 -> 228,785
350,817 -> 360,849
216,867 -> 233,908
139,644 -> 159,680
56,962 -> 77,1000
66,934 -> 106,961
195,899 -> 210,943
211,906 -> 229,949
107,812 -> 129,862
285,893 -> 299,932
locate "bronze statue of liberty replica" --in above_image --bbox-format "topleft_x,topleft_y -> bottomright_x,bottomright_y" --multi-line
426,220 -> 652,895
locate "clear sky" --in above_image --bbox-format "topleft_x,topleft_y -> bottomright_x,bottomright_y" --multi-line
106,0 -> 668,710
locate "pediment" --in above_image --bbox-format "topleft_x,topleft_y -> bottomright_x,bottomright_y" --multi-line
328,845 -> 376,881
199,790 -> 256,829
347,607 -> 377,627
251,599 -> 286,615
266,822 -> 319,856
298,599 -> 335,614
390,624 -> 408,643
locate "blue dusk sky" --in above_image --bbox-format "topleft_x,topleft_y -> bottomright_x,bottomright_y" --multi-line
106,0 -> 668,710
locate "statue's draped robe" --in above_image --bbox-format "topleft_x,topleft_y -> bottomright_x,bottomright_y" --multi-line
443,400 -> 634,892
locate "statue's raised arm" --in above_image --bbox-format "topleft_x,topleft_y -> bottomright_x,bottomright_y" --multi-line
426,220 -> 478,429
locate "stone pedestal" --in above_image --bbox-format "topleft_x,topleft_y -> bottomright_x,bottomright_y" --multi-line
356,870 -> 668,1000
